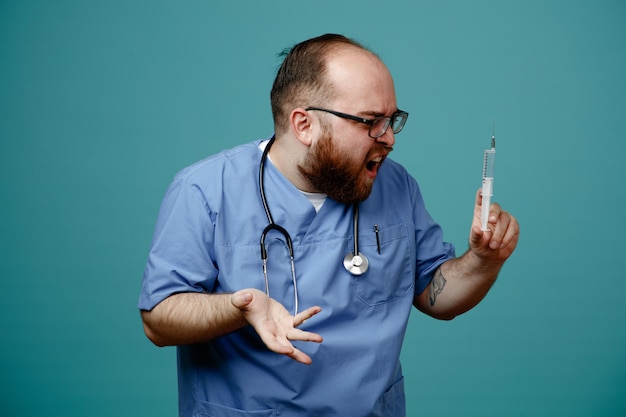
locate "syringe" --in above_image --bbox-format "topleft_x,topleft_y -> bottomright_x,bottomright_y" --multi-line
480,129 -> 496,231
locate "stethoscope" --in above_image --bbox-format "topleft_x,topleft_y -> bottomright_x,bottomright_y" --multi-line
259,137 -> 369,314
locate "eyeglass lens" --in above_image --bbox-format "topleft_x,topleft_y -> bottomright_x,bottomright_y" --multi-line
370,113 -> 407,138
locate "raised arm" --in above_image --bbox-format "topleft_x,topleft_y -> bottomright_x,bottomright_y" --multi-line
415,189 -> 519,320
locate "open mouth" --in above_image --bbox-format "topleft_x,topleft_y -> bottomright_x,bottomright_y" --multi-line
366,156 -> 383,174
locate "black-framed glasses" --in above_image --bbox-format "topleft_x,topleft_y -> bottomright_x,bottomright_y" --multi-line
305,107 -> 409,139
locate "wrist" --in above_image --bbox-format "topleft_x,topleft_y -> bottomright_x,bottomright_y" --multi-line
464,248 -> 503,274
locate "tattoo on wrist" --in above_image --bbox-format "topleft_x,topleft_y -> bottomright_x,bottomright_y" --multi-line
428,269 -> 447,306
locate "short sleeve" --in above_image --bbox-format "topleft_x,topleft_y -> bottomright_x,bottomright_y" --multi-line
138,178 -> 218,311
411,181 -> 456,295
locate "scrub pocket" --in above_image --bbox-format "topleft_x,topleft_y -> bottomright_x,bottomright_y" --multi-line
372,376 -> 406,416
352,223 -> 414,306
193,400 -> 276,417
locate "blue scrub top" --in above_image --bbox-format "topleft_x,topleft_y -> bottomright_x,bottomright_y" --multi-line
139,138 -> 455,417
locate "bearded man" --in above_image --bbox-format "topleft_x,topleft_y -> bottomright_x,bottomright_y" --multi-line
138,33 -> 519,417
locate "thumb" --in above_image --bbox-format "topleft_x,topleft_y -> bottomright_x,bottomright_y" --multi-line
231,290 -> 253,310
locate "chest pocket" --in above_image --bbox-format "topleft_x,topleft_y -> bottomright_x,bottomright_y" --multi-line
351,222 -> 414,306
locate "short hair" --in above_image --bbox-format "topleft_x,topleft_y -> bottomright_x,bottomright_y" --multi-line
270,34 -> 371,136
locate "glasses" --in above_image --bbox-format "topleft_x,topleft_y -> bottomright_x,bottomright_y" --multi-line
305,107 -> 409,139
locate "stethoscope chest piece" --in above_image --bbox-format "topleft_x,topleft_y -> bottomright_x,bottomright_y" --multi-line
343,252 -> 369,275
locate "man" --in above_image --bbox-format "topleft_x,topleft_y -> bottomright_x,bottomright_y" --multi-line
139,33 -> 519,416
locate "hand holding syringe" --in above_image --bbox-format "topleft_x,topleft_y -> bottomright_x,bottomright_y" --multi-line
481,129 -> 496,231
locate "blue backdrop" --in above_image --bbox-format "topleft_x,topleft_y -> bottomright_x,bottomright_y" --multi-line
1,1 -> 624,416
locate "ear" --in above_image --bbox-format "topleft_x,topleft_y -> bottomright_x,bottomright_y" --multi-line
289,108 -> 315,146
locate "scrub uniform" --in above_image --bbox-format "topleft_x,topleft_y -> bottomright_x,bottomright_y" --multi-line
139,138 -> 455,417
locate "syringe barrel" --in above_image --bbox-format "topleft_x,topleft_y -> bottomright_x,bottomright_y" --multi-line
483,149 -> 496,179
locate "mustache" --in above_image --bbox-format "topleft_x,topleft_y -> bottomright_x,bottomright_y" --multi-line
369,143 -> 394,158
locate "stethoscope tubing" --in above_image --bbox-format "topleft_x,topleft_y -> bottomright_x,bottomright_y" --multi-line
258,137 -> 368,314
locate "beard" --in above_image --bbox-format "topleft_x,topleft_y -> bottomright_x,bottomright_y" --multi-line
297,126 -> 378,205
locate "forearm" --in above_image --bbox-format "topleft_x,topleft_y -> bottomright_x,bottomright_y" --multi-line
141,292 -> 247,347
415,250 -> 502,320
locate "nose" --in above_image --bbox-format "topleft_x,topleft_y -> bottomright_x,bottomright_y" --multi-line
375,127 -> 395,148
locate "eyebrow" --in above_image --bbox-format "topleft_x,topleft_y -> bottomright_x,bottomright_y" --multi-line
360,109 -> 399,118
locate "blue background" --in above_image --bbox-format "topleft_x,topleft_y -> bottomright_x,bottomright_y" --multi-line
1,1 -> 624,416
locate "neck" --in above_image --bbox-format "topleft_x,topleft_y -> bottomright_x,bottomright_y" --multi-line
267,135 -> 315,193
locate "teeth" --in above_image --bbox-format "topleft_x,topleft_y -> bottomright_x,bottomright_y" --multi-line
372,156 -> 382,163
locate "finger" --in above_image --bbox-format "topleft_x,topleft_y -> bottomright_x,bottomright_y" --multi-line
259,334 -> 295,356
288,348 -> 314,365
499,215 -> 520,249
488,202 -> 502,225
488,210 -> 511,250
287,328 -> 323,343
475,188 -> 483,205
259,333 -> 315,365
293,306 -> 322,327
